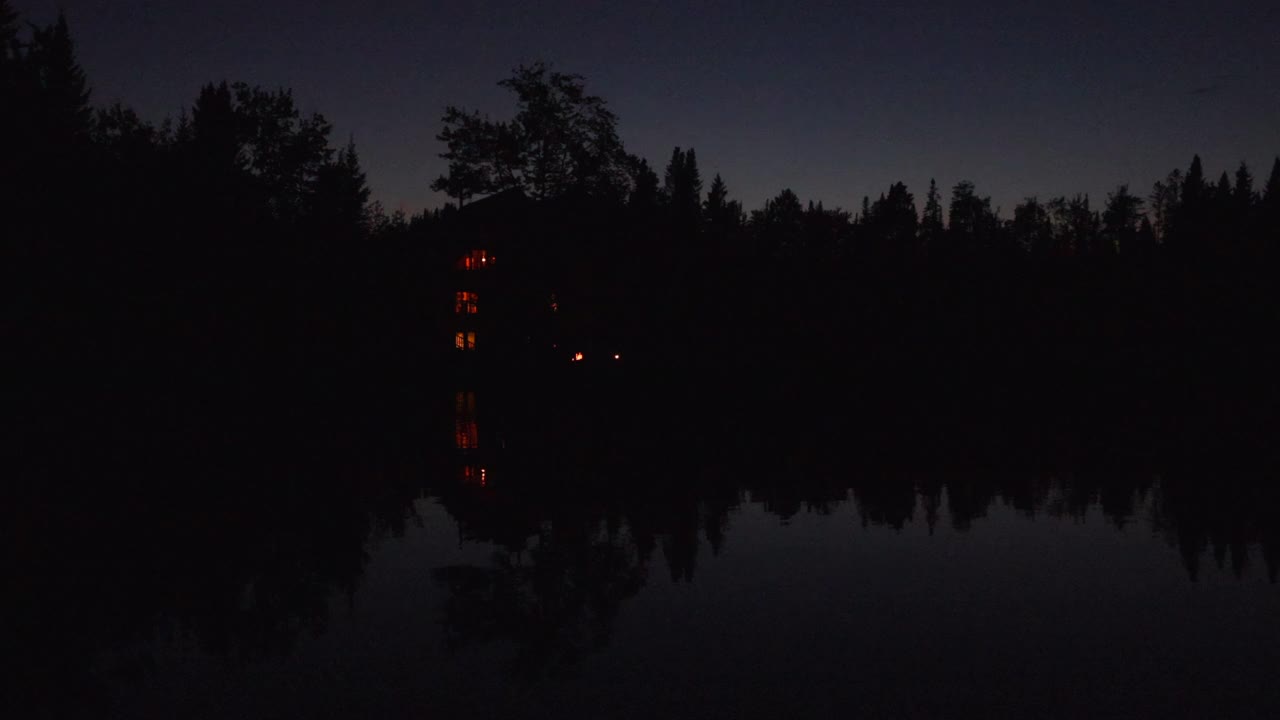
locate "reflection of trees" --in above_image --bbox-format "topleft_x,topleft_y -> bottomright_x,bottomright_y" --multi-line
6,464 -> 421,715
429,459 -> 1280,686
431,476 -> 743,675
1152,476 -> 1280,582
434,522 -> 648,678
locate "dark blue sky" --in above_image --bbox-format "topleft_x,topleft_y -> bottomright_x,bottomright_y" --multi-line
15,0 -> 1280,215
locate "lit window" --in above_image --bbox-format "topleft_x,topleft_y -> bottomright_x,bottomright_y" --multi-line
455,291 -> 478,315
455,331 -> 476,350
458,250 -> 492,270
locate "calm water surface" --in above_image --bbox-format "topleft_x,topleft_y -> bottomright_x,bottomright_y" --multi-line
93,474 -> 1280,719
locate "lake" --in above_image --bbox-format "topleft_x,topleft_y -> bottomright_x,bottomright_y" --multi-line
12,383 -> 1280,719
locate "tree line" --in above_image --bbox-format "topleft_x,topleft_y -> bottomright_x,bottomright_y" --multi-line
6,5 -> 1280,466
4,4 -> 431,464
430,62 -> 1280,263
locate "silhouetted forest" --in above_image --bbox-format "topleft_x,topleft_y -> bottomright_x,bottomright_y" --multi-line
9,7 -> 1280,719
6,8 -> 1280,469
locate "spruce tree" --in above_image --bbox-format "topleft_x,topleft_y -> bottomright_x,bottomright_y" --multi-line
1175,155 -> 1208,254
1233,162 -> 1254,207
29,13 -> 91,142
1262,157 -> 1280,249
705,173 -> 727,216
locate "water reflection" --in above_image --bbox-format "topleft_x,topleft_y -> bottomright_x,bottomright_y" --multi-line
455,390 -> 479,449
12,394 -> 1280,716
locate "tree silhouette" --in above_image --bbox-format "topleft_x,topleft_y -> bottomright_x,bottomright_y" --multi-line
235,83 -> 334,224
947,180 -> 997,252
1149,169 -> 1182,244
308,140 -> 372,241
803,200 -> 852,256
1102,184 -> 1143,255
431,62 -> 627,203
26,13 -> 91,144
1264,157 -> 1280,248
1013,197 -> 1053,257
703,172 -> 744,247
751,188 -> 806,254
1174,154 -> 1209,253
867,181 -> 918,257
662,146 -> 703,234
1048,194 -> 1098,256
920,178 -> 944,253
189,82 -> 244,178
1232,162 -> 1255,209
626,155 -> 660,212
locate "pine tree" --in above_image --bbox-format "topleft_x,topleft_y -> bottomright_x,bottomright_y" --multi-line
1013,197 -> 1052,256
1265,157 -> 1280,204
309,139 -> 371,240
684,148 -> 703,207
627,155 -> 659,212
750,188 -> 805,253
1262,157 -> 1280,249
1173,155 -> 1208,254
28,13 -> 91,142
1233,162 -> 1255,207
705,173 -> 727,216
920,178 -> 944,254
703,173 -> 742,248
1214,171 -> 1232,205
948,181 -> 996,251
868,181 -> 917,253
1148,170 -> 1179,243
662,146 -> 685,204
1102,185 -> 1143,255
1183,155 -> 1206,205
663,146 -> 702,233
1135,216 -> 1157,256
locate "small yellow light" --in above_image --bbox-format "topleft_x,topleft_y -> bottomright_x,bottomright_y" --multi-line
573,352 -> 584,362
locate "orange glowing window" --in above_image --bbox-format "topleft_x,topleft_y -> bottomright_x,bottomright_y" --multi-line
455,291 -> 478,315
455,331 -> 476,350
458,250 -> 492,270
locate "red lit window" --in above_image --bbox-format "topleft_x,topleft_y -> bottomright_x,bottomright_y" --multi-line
458,250 -> 493,270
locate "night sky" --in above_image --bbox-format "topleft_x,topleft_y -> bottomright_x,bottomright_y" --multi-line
14,0 -> 1279,216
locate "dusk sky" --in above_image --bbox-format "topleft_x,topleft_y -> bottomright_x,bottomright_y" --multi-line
14,0 -> 1280,216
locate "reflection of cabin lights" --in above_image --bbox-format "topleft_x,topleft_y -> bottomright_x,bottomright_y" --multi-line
573,352 -> 584,362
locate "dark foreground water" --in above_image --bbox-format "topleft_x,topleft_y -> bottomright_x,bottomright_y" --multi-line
11,380 -> 1280,719
15,477 -> 1279,719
